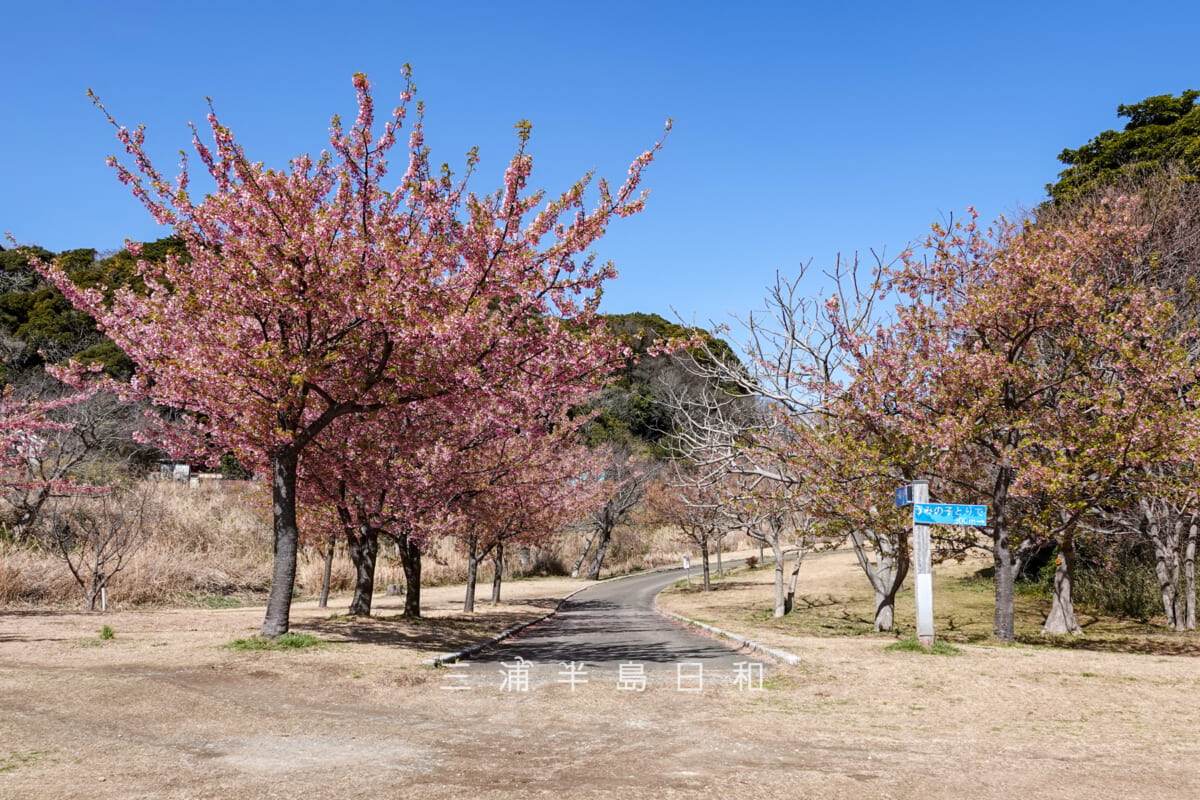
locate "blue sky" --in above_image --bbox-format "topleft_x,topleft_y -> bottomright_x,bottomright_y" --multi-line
3,1 -> 1198,327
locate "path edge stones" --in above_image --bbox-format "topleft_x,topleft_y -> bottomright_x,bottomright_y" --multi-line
652,601 -> 803,666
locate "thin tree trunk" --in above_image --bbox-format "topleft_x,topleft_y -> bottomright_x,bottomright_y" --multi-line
318,532 -> 336,609
491,543 -> 504,603
1043,534 -> 1082,635
1151,519 -> 1180,629
585,525 -> 613,580
1173,523 -> 1186,630
87,572 -> 103,612
397,531 -> 422,618
772,540 -> 787,617
464,535 -> 479,613
1185,518 -> 1196,631
700,540 -> 711,592
716,537 -> 724,577
261,447 -> 300,638
572,527 -> 598,578
871,546 -> 896,632
347,525 -> 379,617
785,549 -> 803,611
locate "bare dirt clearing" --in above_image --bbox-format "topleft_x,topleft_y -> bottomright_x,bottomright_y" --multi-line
3,560 -> 1199,799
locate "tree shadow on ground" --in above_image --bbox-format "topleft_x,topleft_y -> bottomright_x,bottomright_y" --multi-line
294,612 -> 537,652
1015,631 -> 1200,656
672,581 -> 760,594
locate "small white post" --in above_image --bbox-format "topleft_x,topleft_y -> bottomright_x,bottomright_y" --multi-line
100,587 -> 107,612
683,555 -> 691,585
912,480 -> 934,648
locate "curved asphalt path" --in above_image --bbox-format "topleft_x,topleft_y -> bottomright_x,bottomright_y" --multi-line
450,567 -> 759,687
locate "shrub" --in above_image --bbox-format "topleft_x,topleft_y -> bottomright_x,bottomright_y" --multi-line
1073,564 -> 1162,621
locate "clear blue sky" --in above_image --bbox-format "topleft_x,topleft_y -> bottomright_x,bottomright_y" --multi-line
3,1 -> 1197,327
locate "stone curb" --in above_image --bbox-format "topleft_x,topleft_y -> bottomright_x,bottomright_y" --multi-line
652,581 -> 803,666
655,608 -> 802,666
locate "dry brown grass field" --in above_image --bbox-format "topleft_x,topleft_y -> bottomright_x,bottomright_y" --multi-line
0,481 -> 738,610
2,545 -> 1199,798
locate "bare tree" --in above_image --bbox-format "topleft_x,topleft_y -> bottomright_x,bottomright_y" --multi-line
663,257 -> 922,629
4,378 -> 147,540
646,465 -> 731,592
41,483 -> 162,611
572,447 -> 656,579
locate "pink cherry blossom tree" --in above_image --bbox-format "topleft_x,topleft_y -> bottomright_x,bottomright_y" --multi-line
859,200 -> 1197,640
450,421 -> 609,612
43,68 -> 666,636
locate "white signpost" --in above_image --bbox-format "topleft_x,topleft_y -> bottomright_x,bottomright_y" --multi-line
897,481 -> 988,648
683,555 -> 691,585
910,480 -> 934,647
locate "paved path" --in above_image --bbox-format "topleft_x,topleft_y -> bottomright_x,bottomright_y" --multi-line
451,567 -> 758,688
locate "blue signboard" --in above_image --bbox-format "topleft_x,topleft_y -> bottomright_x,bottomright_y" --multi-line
894,486 -> 913,508
913,503 -> 987,527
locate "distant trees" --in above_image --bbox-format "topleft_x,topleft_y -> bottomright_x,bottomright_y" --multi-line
1048,89 -> 1200,205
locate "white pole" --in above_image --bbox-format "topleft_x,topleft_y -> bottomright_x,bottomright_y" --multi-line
912,480 -> 934,647
100,587 -> 107,612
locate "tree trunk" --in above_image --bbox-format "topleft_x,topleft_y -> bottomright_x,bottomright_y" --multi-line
571,527 -> 598,578
585,524 -> 613,580
318,532 -> 336,609
347,525 -> 379,617
11,487 -> 48,543
491,543 -> 504,603
464,535 -> 479,613
772,540 -> 787,617
397,531 -> 422,618
716,537 -> 724,577
993,542 -> 1018,642
874,587 -> 895,631
785,549 -> 803,612
261,447 -> 301,638
1185,517 -> 1196,631
1043,535 -> 1082,635
846,528 -> 907,633
87,572 -> 102,612
700,541 -> 711,592
873,551 -> 908,633
1151,519 -> 1180,629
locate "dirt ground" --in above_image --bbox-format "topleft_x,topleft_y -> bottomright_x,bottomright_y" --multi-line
3,558 -> 1199,799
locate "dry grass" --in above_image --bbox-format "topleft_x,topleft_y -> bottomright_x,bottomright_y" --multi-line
658,549 -> 1200,655
0,481 -> 273,608
1,481 -> 748,611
